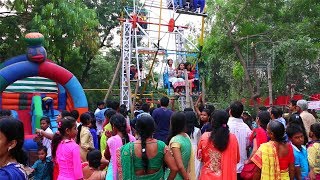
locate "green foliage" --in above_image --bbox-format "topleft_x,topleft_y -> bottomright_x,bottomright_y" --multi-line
1,0 -> 124,109
30,0 -> 100,67
232,61 -> 244,81
203,0 -> 320,108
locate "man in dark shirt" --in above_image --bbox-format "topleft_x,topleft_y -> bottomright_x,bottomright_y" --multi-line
152,96 -> 173,143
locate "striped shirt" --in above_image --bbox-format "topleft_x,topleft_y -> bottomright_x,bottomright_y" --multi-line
228,117 -> 252,173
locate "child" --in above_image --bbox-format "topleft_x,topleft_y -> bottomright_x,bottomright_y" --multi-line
82,150 -> 106,180
52,116 -> 83,179
307,123 -> 320,180
31,146 -> 53,180
39,117 -> 53,157
89,116 -> 99,149
287,124 -> 309,179
42,96 -> 54,117
76,113 -> 95,162
104,114 -> 136,179
100,109 -> 117,154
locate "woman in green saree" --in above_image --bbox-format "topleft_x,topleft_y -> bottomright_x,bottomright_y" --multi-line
166,112 -> 196,180
117,114 -> 178,179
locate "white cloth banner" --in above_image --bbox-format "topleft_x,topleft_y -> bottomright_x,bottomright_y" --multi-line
308,101 -> 320,110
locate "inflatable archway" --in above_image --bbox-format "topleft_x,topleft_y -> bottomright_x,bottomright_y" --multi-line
0,57 -> 88,111
0,32 -> 88,113
0,32 -> 88,151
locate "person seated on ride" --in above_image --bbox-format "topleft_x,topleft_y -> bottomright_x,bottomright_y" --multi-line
174,0 -> 187,9
185,62 -> 197,95
130,64 -> 138,80
166,59 -> 185,95
193,0 -> 205,13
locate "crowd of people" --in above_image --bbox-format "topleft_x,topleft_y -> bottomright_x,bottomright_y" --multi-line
0,97 -> 319,180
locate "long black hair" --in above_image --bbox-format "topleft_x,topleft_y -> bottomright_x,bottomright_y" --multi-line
76,112 -> 91,144
288,114 -> 308,144
110,114 -> 129,145
0,117 -> 27,165
185,111 -> 199,138
136,115 -> 156,172
268,120 -> 286,143
310,123 -> 320,139
87,111 -> 97,130
257,111 -> 271,130
210,110 -> 230,151
167,112 -> 186,144
52,116 -> 76,159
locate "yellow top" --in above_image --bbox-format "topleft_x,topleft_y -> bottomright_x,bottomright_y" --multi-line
79,126 -> 94,162
42,97 -> 53,101
308,142 -> 320,174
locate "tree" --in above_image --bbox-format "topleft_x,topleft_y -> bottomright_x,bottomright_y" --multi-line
203,0 -> 319,110
1,0 -> 127,109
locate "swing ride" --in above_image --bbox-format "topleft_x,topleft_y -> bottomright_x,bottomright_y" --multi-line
109,0 -> 207,112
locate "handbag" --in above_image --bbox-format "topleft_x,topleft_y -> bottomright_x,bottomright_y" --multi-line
240,162 -> 256,180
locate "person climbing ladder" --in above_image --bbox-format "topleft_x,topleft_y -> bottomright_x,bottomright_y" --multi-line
42,96 -> 54,117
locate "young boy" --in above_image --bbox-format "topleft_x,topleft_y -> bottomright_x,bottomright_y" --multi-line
287,124 -> 309,180
31,146 -> 53,180
307,123 -> 320,180
39,117 -> 53,157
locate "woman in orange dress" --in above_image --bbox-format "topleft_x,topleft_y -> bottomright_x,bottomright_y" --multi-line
197,110 -> 240,180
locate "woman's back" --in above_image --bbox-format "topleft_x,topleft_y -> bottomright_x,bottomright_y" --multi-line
107,133 -> 136,179
56,139 -> 83,179
198,132 -> 239,180
167,134 -> 192,180
278,143 -> 294,170
133,140 -> 166,175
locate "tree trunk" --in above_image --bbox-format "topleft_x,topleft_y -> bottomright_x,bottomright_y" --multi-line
80,55 -> 93,85
251,43 -> 261,98
231,40 -> 259,112
104,58 -> 122,102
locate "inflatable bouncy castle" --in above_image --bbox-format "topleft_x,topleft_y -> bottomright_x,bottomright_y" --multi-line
0,33 -> 88,150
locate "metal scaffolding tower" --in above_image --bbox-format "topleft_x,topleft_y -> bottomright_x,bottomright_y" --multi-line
175,28 -> 186,64
119,0 -> 205,111
120,22 -> 133,108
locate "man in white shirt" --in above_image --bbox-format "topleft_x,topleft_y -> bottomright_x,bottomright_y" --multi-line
227,101 -> 252,178
297,99 -> 316,140
94,101 -> 105,114
94,101 -> 106,134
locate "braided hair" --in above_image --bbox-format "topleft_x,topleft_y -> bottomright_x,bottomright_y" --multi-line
110,114 -> 129,145
136,115 -> 155,172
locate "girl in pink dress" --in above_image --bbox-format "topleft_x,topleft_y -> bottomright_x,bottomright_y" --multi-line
104,114 -> 136,180
52,116 -> 83,180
